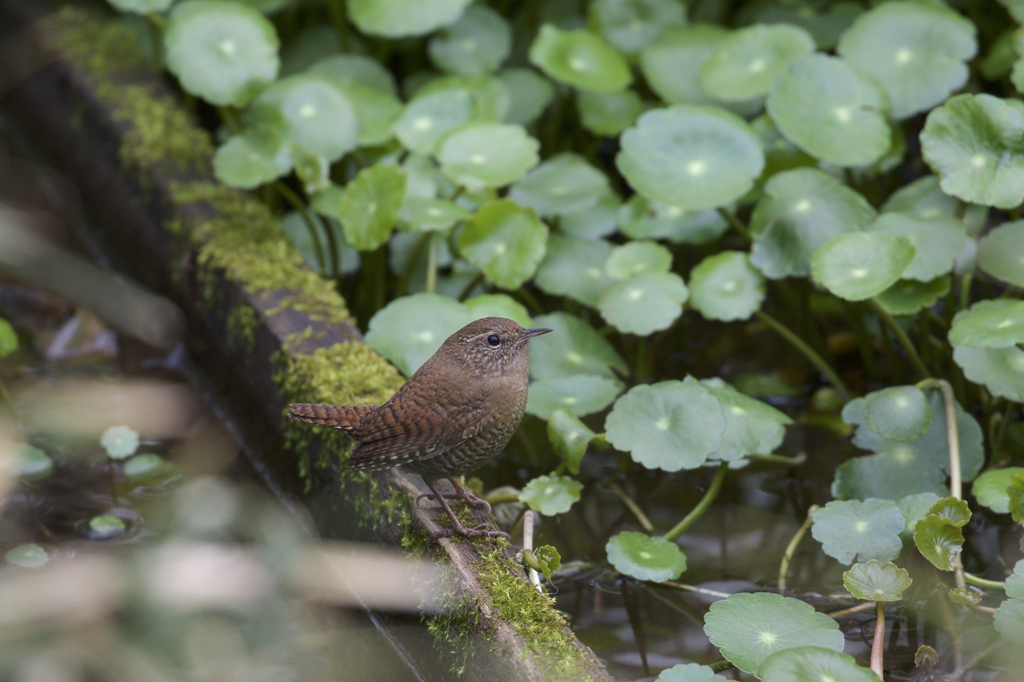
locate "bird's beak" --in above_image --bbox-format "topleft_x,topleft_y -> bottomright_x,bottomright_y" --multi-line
521,328 -> 553,339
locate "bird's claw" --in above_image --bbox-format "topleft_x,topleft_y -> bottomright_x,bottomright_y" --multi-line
428,524 -> 511,543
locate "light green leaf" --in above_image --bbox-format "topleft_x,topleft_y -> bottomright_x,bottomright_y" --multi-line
766,54 -> 891,167
811,499 -> 905,565
498,68 -> 555,126
927,497 -> 971,528
881,174 -> 988,237
458,200 -> 547,289
365,294 -> 474,376
463,294 -> 531,328
704,593 -> 844,674
560,192 -> 621,240
617,105 -> 764,211
700,378 -> 792,461
508,153 -> 610,216
89,514 -> 127,537
534,234 -> 614,307
5,543 -> 49,568
588,0 -> 686,55
547,409 -> 596,474
913,514 -> 963,571
101,425 -> 139,459
348,0 -> 473,38
528,23 -> 633,92
248,75 -> 358,161
897,492 -> 941,544
994,598 -> 1024,643
950,299 -> 1024,348
952,343 -> 1024,402
519,474 -> 583,515
306,53 -> 397,94
873,276 -> 951,316
311,165 -> 406,251
428,6 -> 511,76
700,24 -> 814,102
655,663 -> 727,682
398,197 -> 470,232
598,271 -> 688,335
281,211 -> 359,275
606,531 -> 687,582
640,24 -> 729,105
577,89 -> 645,136
836,1 -> 976,120
526,375 -> 622,420
529,312 -> 628,380
394,88 -> 476,155
977,220 -> 1024,287
972,467 -> 1024,514
0,318 -> 17,358
843,560 -> 912,601
811,232 -> 914,301
123,453 -> 168,478
436,123 -> 538,189
864,386 -> 930,442
758,647 -> 881,682
16,444 -> 52,479
688,251 -> 765,322
605,379 -> 725,471
619,195 -> 729,244
164,0 -> 279,107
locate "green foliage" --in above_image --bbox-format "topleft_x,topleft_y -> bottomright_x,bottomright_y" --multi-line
519,474 -> 583,515
843,560 -> 912,601
811,499 -> 905,565
758,647 -> 881,682
606,531 -> 687,582
0,318 -> 17,358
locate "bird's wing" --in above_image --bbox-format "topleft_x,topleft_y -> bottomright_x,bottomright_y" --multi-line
345,387 -> 493,469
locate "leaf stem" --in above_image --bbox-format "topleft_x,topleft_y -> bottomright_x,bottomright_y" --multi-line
716,207 -> 751,241
661,581 -> 731,599
663,462 -> 728,542
869,300 -> 930,381
964,572 -> 1004,590
959,272 -> 973,313
323,0 -> 352,50
611,483 -> 654,532
425,233 -> 438,295
747,452 -> 807,466
275,182 -> 326,274
396,232 -> 430,297
755,310 -> 852,401
870,601 -> 885,678
778,504 -> 818,592
826,601 -> 873,618
458,272 -> 485,301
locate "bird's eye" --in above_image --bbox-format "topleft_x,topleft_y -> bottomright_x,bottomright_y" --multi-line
487,334 -> 501,347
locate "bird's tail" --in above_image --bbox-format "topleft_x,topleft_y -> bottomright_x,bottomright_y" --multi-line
287,403 -> 376,434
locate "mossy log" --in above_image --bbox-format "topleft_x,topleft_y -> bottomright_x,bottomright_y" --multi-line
0,4 -> 613,681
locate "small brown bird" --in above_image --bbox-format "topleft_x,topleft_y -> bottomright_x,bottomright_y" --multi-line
288,317 -> 551,541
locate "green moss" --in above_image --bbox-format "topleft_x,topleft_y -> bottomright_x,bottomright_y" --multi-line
226,303 -> 258,354
476,550 -> 595,681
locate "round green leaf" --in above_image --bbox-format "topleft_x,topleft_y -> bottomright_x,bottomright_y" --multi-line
365,293 -> 474,376
335,83 -> 403,147
700,24 -> 815,102
398,197 -> 471,232
16,444 -> 52,479
766,54 -> 891,167
758,647 -> 881,682
598,271 -> 688,335
248,75 -> 358,161
606,531 -> 687,582
994,598 -> 1024,643
949,299 -> 1024,348
811,499 -> 905,565
164,0 -> 279,107
102,425 -> 139,459
519,474 -> 583,515
913,514 -> 963,571
605,241 -> 672,280
437,123 -> 539,189
559,192 -> 620,240
810,232 -> 915,301
123,453 -> 167,478
394,88 -> 475,155
499,68 -> 555,126
415,74 -> 510,122
89,514 -> 127,538
508,153 -> 610,216
897,492 -> 941,544
529,312 -> 628,380
703,593 -> 845,674
5,543 -> 49,568
617,105 -> 764,211
547,409 -> 596,475
1010,474 -> 1024,523
750,168 -> 876,279
881,175 -> 988,237
306,54 -> 397,95
528,24 -> 633,92
589,0 -> 686,55
655,663 -> 727,682
0,317 -> 15,357
463,294 -> 531,328
281,211 -> 360,276
109,0 -> 175,12
972,467 -> 1024,514
873,276 -> 951,316
458,200 -> 547,289
640,24 -> 729,105
689,251 -> 765,322
348,0 -> 473,38
978,221 -> 1024,287
920,94 -> 1024,209
746,2 -> 864,50
577,90 -> 645,137
843,560 -> 912,601
928,496 -> 971,527
864,386 -> 930,442
213,130 -> 291,189
834,452 -> 949,502
605,379 -> 725,471
311,165 -> 406,251
526,375 -> 622,420
619,195 -> 729,244
868,213 -> 965,282
952,343 -> 1024,402
1006,561 -> 1024,598
428,6 -> 511,76
534,234 -> 614,307
701,378 -> 792,461
836,1 -> 976,120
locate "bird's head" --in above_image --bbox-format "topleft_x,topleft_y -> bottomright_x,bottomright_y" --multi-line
441,317 -> 552,377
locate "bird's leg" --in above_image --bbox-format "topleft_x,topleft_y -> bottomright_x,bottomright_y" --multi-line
414,478 -> 492,515
424,480 -> 510,543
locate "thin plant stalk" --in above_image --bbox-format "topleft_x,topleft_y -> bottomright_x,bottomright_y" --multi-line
611,483 -> 654,532
959,272 -> 973,313
664,462 -> 728,542
661,581 -> 731,599
778,504 -> 818,592
523,510 -> 542,593
716,207 -> 751,241
425,232 -> 438,295
747,452 -> 807,466
755,310 -> 852,401
396,231 -> 430,296
870,300 -> 930,381
870,601 -> 885,678
964,572 -> 1005,590
323,0 -> 352,49
458,272 -> 485,301
826,601 -> 873,618
275,182 -> 327,275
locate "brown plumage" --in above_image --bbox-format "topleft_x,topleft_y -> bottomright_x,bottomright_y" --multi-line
288,317 -> 551,541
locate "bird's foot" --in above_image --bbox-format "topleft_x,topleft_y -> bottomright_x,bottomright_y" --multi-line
428,522 -> 511,543
415,479 -> 493,515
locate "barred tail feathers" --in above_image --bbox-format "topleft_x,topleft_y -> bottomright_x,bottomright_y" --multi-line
287,403 -> 375,434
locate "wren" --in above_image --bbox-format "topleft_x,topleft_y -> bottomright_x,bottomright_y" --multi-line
288,317 -> 551,542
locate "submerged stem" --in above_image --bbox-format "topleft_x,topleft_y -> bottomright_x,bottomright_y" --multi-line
870,601 -> 885,678
664,462 -> 728,542
611,483 -> 654,532
755,310 -> 852,401
869,300 -> 930,381
661,581 -> 731,599
778,504 -> 818,592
